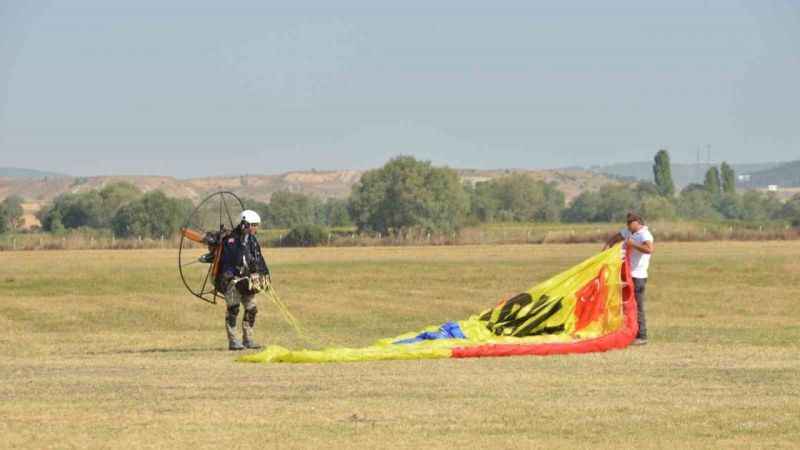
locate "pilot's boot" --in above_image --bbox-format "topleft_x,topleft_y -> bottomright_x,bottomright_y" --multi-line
226,305 -> 244,351
242,306 -> 262,350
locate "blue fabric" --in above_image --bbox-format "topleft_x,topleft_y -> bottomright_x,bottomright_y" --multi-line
394,321 -> 466,345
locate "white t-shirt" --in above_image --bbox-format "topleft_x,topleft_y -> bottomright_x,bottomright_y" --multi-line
620,226 -> 654,279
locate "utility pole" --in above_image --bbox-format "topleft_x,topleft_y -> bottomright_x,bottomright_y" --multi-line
696,147 -> 702,183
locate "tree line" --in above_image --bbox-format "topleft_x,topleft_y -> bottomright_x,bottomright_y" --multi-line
345,154 -> 799,232
579,150 -> 800,225
8,152 -> 800,239
35,183 -> 194,239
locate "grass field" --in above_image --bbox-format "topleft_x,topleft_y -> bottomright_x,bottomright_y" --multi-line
1,243 -> 799,449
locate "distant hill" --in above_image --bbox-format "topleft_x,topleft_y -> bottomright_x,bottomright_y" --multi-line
592,161 -> 783,188
0,171 -> 363,206
0,167 -> 68,179
741,160 -> 800,188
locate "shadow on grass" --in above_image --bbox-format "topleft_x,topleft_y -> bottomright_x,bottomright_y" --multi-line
86,346 -> 230,355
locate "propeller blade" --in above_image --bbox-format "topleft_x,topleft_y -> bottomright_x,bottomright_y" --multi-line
181,227 -> 206,243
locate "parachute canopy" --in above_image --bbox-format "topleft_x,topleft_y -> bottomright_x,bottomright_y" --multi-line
240,243 -> 638,364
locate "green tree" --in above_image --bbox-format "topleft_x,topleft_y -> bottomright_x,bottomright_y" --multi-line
712,193 -> 742,220
677,190 -> 721,221
43,192 -> 105,229
99,182 -> 142,222
594,185 -> 640,222
465,175 -> 564,223
0,204 -> 9,234
563,184 -> 640,223
111,191 -> 192,238
704,167 -> 721,195
720,162 -> 736,194
488,174 -> 564,222
653,149 -> 675,197
111,203 -> 148,238
779,194 -> 800,227
467,181 -> 502,222
681,183 -> 707,195
49,209 -> 66,233
1,195 -> 25,229
349,156 -> 469,233
738,191 -> 781,222
268,191 -> 322,228
562,191 -> 601,223
319,198 -> 352,227
639,195 -> 677,221
634,181 -> 660,198
242,198 -> 272,227
37,204 -> 56,232
37,184 -> 142,232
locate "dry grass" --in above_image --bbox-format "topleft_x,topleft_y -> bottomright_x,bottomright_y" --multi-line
1,243 -> 799,449
3,220 -> 798,251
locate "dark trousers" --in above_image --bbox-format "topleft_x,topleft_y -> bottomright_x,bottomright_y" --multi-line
633,277 -> 647,339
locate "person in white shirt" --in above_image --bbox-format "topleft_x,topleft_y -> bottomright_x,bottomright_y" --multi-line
603,212 -> 654,345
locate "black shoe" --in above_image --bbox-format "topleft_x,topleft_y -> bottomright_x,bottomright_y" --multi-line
229,340 -> 245,351
632,338 -> 648,346
243,340 -> 262,350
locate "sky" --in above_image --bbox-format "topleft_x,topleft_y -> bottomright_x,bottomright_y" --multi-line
0,0 -> 798,178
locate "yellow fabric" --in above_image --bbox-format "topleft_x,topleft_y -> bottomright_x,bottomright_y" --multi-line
238,342 -> 453,364
240,244 -> 625,364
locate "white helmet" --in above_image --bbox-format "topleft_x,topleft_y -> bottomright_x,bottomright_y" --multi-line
240,210 -> 261,225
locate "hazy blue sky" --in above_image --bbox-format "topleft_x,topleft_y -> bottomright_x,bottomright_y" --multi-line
1,1 -> 798,177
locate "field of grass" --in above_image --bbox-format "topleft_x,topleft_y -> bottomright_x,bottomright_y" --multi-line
1,242 -> 798,448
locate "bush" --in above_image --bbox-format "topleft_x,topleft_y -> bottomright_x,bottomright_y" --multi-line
282,224 -> 329,247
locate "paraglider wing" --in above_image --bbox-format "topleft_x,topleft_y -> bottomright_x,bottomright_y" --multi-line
241,243 -> 638,363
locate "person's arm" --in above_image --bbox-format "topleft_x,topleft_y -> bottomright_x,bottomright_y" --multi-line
603,232 -> 624,250
626,239 -> 654,254
252,237 -> 271,277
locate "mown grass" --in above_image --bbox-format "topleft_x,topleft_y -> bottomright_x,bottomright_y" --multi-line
1,242 -> 798,449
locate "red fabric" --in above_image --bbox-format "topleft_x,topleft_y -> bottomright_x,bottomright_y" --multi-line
574,266 -> 609,332
452,249 -> 639,359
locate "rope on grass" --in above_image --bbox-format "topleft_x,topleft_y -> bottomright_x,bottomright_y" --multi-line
261,283 -> 331,348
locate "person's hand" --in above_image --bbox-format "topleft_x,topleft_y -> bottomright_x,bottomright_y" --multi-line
625,237 -> 634,249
